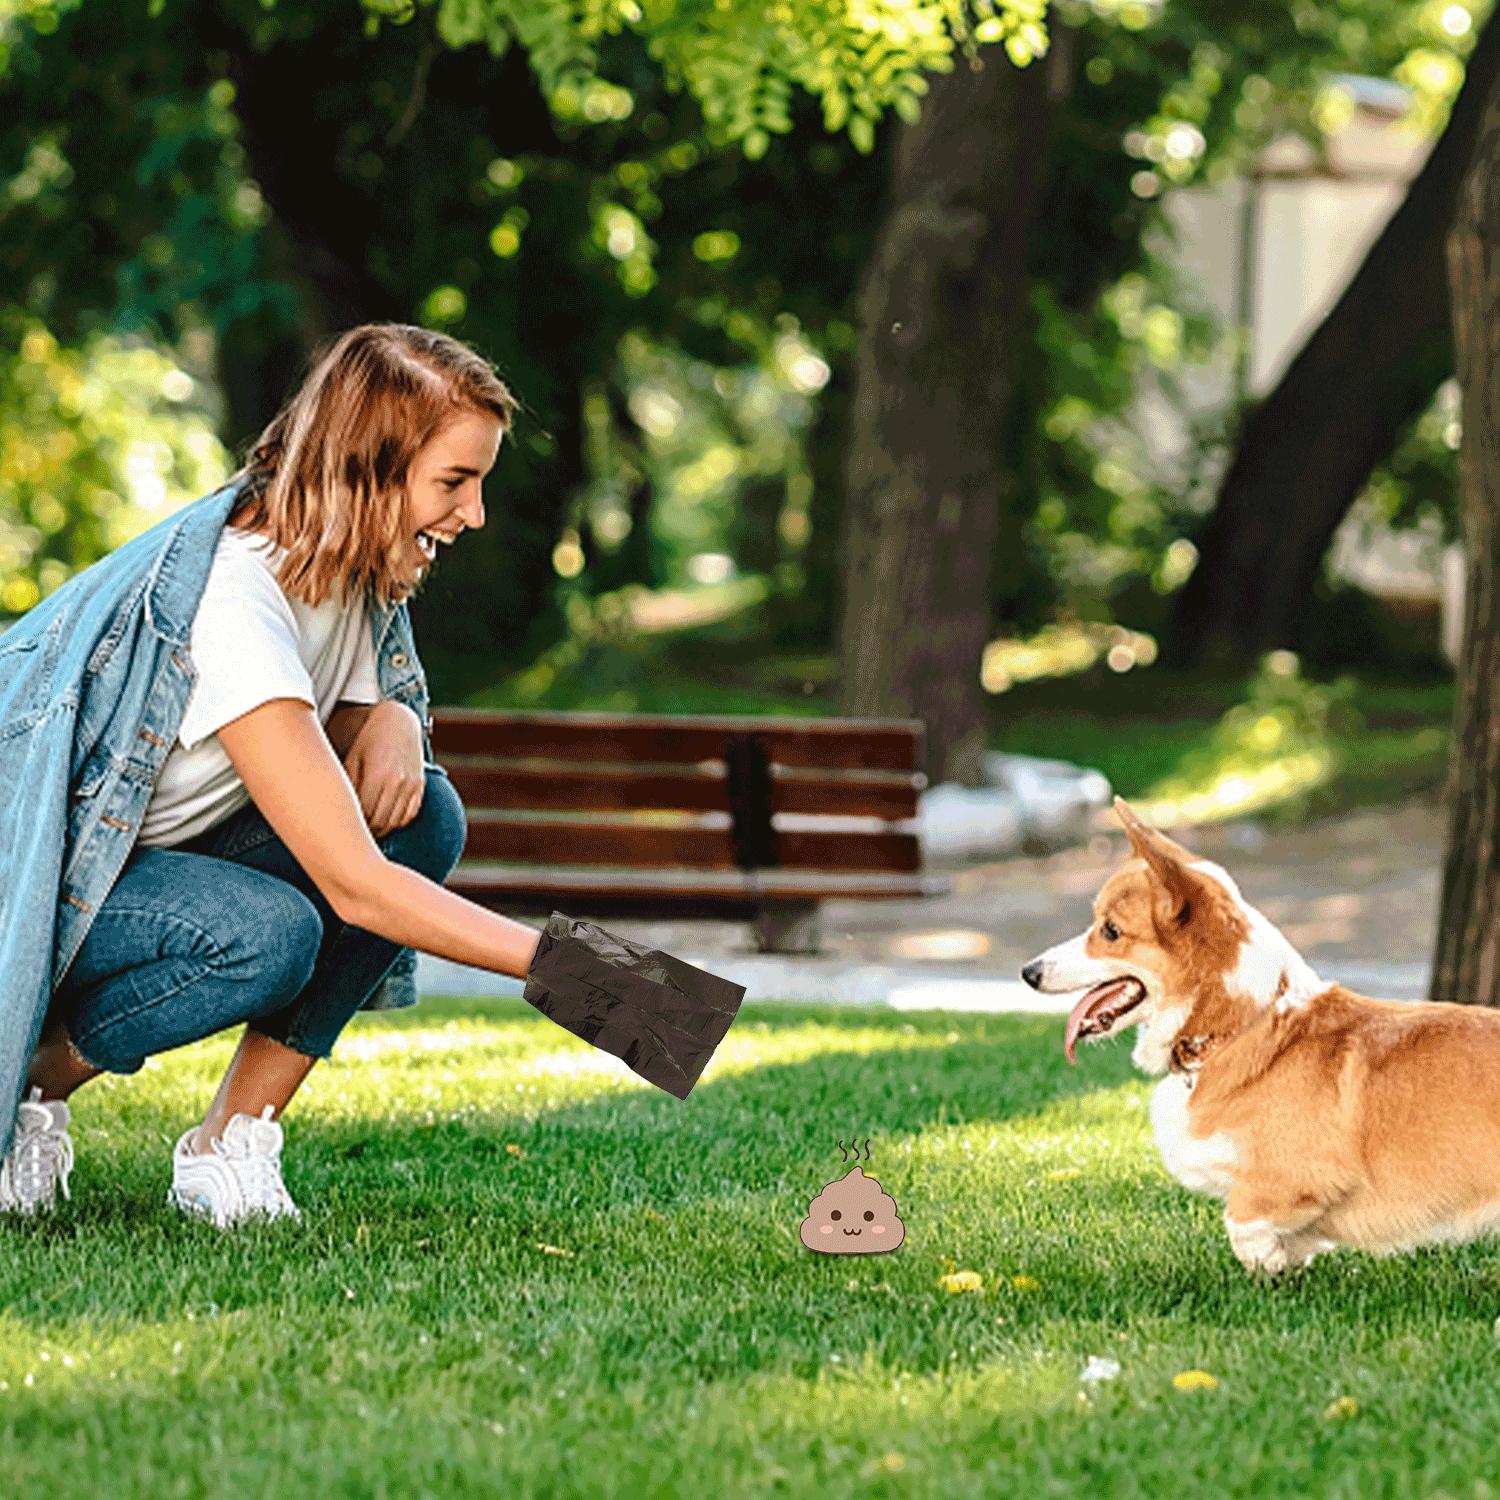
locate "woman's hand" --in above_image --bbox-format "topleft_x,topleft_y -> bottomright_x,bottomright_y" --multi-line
343,701 -> 427,838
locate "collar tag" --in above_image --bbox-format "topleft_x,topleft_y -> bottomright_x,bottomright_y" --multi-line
1170,1033 -> 1217,1087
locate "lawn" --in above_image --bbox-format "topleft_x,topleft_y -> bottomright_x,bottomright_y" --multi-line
7,1000 -> 1500,1498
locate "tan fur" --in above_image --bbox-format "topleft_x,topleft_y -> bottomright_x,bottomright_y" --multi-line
1025,798 -> 1500,1275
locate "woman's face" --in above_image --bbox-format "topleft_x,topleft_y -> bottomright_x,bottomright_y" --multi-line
403,409 -> 504,587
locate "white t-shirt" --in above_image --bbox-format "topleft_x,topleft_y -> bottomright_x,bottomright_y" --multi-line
136,525 -> 381,848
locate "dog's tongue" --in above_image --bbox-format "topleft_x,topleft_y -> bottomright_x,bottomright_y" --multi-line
1064,980 -> 1134,1065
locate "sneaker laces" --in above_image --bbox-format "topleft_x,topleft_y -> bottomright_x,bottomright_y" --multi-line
218,1105 -> 295,1217
1,1089 -> 73,1210
238,1154 -> 284,1211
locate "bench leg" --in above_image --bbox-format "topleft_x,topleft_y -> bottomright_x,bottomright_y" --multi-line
751,903 -> 824,955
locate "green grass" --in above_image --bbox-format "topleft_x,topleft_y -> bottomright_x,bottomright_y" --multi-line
8,1000 -> 1500,1497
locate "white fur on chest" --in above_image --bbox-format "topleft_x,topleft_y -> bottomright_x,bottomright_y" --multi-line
1150,1073 -> 1238,1197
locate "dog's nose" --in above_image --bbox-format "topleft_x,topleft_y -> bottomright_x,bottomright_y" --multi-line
1021,960 -> 1044,990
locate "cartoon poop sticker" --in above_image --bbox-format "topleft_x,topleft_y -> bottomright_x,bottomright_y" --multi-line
800,1139 -> 905,1255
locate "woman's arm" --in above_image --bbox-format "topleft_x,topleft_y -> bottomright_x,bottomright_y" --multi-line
325,700 -> 382,759
215,696 -> 542,978
340,861 -> 543,977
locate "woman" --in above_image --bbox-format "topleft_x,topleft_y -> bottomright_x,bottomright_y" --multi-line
0,322 -> 551,1229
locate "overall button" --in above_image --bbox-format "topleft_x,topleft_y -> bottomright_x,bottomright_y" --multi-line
390,652 -> 408,668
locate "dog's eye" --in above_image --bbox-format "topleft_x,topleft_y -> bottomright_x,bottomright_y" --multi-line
863,1210 -> 875,1221
1102,920 -> 1120,942
830,1209 -> 841,1221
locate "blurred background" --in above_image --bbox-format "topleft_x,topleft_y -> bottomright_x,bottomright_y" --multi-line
2,0 -> 1493,909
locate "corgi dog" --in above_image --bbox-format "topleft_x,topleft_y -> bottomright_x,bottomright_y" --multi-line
1021,797 -> 1500,1275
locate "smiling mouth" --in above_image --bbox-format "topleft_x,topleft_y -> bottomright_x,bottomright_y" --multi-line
1064,978 -> 1147,1065
416,527 -> 466,567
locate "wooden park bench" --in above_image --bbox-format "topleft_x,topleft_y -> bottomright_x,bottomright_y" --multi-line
429,707 -> 953,954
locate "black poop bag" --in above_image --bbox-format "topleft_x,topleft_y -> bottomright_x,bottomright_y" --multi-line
522,911 -> 747,1099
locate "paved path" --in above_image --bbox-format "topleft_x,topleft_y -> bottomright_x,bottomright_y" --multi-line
415,797 -> 1449,1013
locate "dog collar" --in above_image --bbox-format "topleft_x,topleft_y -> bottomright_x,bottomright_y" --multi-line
1169,1032 -> 1221,1087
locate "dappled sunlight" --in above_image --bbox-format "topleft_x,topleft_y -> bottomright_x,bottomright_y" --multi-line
705,1019 -> 964,1075
0,1307 -> 260,1399
1139,652 -> 1346,826
682,1350 -> 1083,1435
256,1009 -> 979,1132
333,1023 -> 553,1065
332,1012 -> 962,1081
1138,747 -> 1334,827
886,1080 -> 1158,1192
625,576 -> 768,634
981,621 -> 1159,695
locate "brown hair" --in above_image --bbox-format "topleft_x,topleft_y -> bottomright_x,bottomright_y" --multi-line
227,322 -> 520,611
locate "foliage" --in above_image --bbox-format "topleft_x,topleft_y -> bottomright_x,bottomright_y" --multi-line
1004,0 -> 1489,626
0,0 -> 981,672
577,326 -> 828,592
0,0 -> 1488,658
355,0 -> 1053,157
0,312 -> 228,623
1347,375 -> 1464,544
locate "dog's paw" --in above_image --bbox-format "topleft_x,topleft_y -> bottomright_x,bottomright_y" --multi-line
1225,1214 -> 1292,1276
1235,1247 -> 1293,1277
1281,1233 -> 1336,1271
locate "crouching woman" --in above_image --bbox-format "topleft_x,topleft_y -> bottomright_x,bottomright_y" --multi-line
3,323 -> 546,1229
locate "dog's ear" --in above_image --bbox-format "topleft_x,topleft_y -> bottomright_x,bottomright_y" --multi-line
1113,797 -> 1203,924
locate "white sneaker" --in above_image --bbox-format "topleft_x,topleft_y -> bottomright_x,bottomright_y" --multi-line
167,1105 -> 302,1229
0,1087 -> 74,1216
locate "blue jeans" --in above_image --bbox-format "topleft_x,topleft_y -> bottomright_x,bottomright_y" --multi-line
49,766 -> 467,1073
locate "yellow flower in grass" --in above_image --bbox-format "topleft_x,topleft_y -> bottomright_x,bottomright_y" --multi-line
1172,1369 -> 1219,1392
936,1270 -> 985,1294
1010,1274 -> 1041,1293
1322,1395 -> 1360,1421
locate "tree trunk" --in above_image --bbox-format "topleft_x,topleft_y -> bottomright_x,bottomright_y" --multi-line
1431,70 -> 1500,1007
1165,13 -> 1500,669
837,33 -> 1070,787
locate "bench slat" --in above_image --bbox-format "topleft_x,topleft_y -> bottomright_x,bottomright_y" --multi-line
460,816 -> 923,873
446,863 -> 950,906
433,707 -> 924,772
442,761 -> 922,820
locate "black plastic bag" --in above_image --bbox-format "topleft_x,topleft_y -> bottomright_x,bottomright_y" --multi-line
522,911 -> 747,1099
